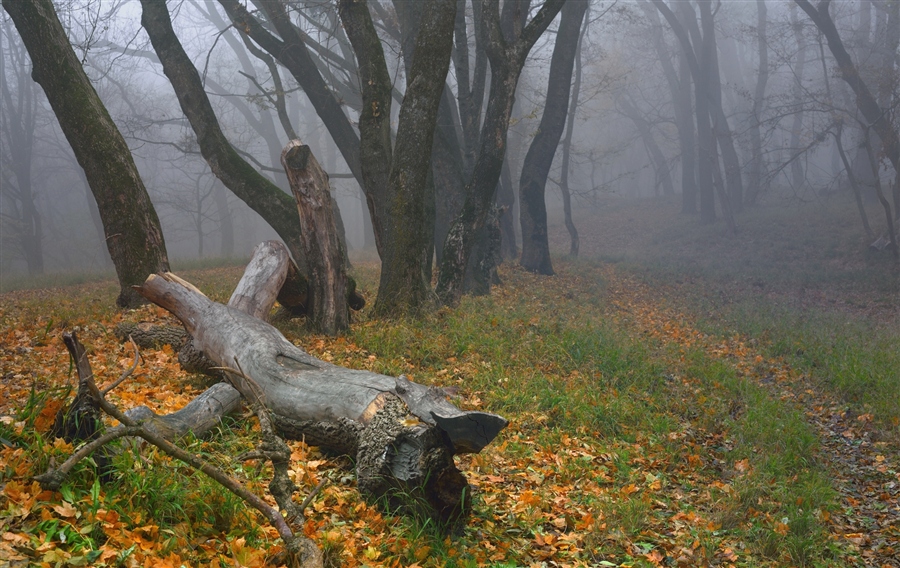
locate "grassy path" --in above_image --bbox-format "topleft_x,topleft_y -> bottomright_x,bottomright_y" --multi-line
599,263 -> 900,567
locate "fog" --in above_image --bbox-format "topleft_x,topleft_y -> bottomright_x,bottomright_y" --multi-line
2,0 -> 897,284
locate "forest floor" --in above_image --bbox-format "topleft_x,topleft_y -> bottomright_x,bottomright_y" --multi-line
1,191 -> 898,567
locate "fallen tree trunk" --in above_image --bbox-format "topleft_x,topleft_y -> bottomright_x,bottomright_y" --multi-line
133,251 -> 506,524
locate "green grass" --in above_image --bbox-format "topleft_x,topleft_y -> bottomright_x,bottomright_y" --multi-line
2,201 -> 870,566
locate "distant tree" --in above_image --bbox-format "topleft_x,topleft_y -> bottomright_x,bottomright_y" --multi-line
338,0 -> 458,315
745,0 -> 769,205
651,0 -> 742,225
519,0 -> 588,275
3,0 -> 169,307
0,19 -> 43,275
641,2 -> 697,213
794,0 -> 900,253
558,3 -> 591,258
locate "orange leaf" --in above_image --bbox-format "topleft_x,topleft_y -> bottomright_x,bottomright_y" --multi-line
52,501 -> 77,518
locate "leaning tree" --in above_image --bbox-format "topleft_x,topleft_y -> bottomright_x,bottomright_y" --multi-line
3,0 -> 170,307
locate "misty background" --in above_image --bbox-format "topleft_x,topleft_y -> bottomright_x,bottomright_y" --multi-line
1,0 -> 896,283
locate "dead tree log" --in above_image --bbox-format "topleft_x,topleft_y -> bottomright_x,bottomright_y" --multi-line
134,262 -> 506,525
282,141 -> 349,335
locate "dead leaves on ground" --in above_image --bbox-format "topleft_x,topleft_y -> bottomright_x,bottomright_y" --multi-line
0,263 -> 886,566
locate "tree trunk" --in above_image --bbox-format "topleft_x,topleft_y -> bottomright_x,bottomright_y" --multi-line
339,0 -> 457,316
745,0 -> 769,205
790,3 -> 809,191
559,3 -> 588,257
701,0 -> 743,213
135,258 -> 507,525
497,158 -> 519,260
4,0 -> 169,308
519,0 -> 588,275
281,142 -> 349,336
435,0 -> 566,306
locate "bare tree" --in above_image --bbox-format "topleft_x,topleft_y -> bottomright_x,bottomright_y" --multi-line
4,0 -> 169,307
0,19 -> 43,275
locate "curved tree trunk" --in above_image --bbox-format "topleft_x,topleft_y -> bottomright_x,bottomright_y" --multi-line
139,0 -> 310,272
519,0 -> 588,275
4,0 -> 169,308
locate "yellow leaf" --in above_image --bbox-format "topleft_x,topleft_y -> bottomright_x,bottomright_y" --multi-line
363,545 -> 380,560
414,546 -> 431,561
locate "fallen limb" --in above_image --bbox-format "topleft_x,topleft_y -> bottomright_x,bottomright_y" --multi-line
39,332 -> 323,568
132,246 -> 507,524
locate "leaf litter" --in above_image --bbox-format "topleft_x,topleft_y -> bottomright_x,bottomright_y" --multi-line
0,258 -> 893,567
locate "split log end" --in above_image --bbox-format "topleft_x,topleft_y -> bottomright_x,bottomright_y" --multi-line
431,411 -> 508,454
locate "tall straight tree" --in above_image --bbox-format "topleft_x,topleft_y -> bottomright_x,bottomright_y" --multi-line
519,0 -> 588,275
651,0 -> 716,223
3,0 -> 169,308
745,0 -> 769,204
558,2 -> 591,257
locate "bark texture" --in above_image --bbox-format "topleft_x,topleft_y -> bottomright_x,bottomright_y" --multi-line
282,142 -> 349,335
4,0 -> 169,308
340,0 -> 458,315
134,254 -> 506,524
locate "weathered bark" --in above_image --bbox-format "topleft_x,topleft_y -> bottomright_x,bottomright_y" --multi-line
282,142 -> 349,335
44,331 -> 323,567
519,0 -> 587,275
4,0 -> 169,308
436,0 -> 566,306
135,267 -> 507,524
463,204 -> 505,295
341,0 -> 458,315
